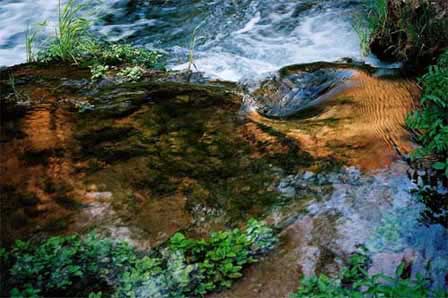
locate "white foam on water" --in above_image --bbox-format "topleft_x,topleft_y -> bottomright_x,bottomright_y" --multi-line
0,0 -> 119,67
176,9 -> 364,81
235,12 -> 261,34
0,0 -> 391,81
0,0 -> 60,66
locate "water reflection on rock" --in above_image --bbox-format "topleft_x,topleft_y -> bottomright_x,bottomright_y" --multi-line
0,62 -> 446,297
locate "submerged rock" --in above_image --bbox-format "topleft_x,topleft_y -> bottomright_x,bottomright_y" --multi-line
0,63 -> 321,247
253,64 -> 353,118
214,162 -> 448,297
1,61 -> 445,296
84,192 -> 113,200
247,61 -> 419,170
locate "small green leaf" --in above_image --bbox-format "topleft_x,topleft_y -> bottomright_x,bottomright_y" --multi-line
433,162 -> 447,170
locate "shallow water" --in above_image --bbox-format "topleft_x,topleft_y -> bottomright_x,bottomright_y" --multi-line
248,63 -> 419,170
213,163 -> 448,297
1,0 -> 396,80
1,0 -> 447,295
0,60 -> 447,295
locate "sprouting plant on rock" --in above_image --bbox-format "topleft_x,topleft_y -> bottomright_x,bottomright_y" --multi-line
89,64 -> 109,81
117,66 -> 145,82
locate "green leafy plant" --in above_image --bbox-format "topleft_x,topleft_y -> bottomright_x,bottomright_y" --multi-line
245,218 -> 278,255
117,66 -> 145,82
10,286 -> 41,298
97,44 -> 163,68
438,51 -> 448,68
37,0 -> 92,63
89,64 -> 109,81
32,1 -> 163,71
352,17 -> 371,56
366,0 -> 388,35
114,250 -> 196,298
406,50 -> 448,177
3,234 -> 106,296
1,220 -> 277,297
292,252 -> 447,298
169,219 -> 277,296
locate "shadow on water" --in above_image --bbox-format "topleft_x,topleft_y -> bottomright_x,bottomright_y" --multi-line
1,63 -> 333,248
0,62 -> 446,296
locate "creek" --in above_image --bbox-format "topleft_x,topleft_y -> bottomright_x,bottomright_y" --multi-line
0,0 -> 447,296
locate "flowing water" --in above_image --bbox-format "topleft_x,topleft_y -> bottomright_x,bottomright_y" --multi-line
1,0 -> 395,80
1,0 -> 447,296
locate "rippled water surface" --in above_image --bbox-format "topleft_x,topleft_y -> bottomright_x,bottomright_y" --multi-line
1,0 -> 446,295
1,0 -> 390,80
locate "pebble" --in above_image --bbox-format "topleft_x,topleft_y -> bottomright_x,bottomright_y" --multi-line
277,183 -> 296,198
85,192 -> 113,200
303,171 -> 315,180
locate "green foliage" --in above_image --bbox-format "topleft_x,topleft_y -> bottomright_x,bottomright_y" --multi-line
170,229 -> 252,294
25,25 -> 38,63
1,233 -> 137,297
114,250 -> 195,298
292,252 -> 447,298
86,44 -> 162,81
1,220 -> 277,298
85,44 -> 163,81
88,292 -> 103,298
353,0 -> 388,54
362,0 -> 448,61
245,218 -> 278,255
37,0 -> 91,63
4,75 -> 30,104
97,44 -> 163,68
438,51 -> 448,68
10,286 -> 41,298
117,66 -> 145,82
168,219 -> 277,296
90,64 -> 109,81
352,17 -> 371,56
406,50 -> 448,177
366,0 -> 388,34
33,0 -> 163,71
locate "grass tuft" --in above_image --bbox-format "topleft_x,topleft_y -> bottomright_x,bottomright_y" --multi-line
359,0 -> 448,65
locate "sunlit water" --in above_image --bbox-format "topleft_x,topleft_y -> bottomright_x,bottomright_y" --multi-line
1,0 -> 393,81
1,0 -> 446,292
